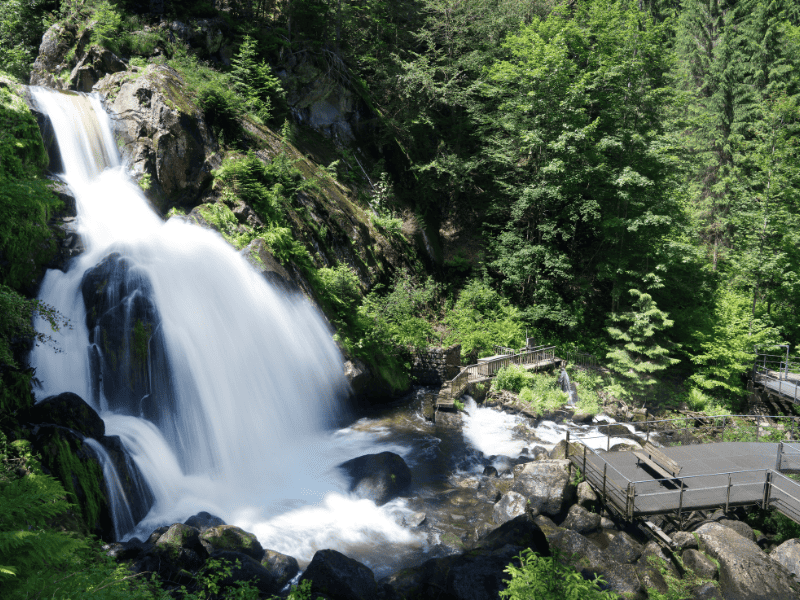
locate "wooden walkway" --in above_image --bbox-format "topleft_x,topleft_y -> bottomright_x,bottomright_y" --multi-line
436,346 -> 558,409
567,425 -> 800,528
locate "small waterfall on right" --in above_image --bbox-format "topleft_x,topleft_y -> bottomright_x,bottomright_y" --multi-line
558,368 -> 578,406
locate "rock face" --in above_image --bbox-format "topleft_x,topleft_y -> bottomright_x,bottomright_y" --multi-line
300,549 -> 377,600
604,531 -> 643,564
30,23 -> 85,88
770,538 -> 800,582
24,392 -> 104,439
683,548 -> 719,580
492,491 -> 528,525
560,504 -> 601,534
511,459 -> 574,517
184,511 -> 226,532
95,64 -> 220,207
338,452 -> 412,505
81,253 -> 185,451
68,45 -> 127,92
695,522 -> 800,600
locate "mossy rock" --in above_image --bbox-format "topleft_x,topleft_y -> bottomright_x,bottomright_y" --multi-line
199,525 -> 264,560
22,392 -> 104,439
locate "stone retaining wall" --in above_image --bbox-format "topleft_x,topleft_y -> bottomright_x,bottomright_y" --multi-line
410,344 -> 461,386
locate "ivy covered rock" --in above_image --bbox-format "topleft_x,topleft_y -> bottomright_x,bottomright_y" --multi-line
338,451 -> 412,506
199,525 -> 264,560
29,424 -> 113,539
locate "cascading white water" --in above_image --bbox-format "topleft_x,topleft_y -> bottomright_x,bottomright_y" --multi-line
29,87 -> 423,575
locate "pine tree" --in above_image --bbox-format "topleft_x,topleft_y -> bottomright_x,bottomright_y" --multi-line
606,288 -> 679,398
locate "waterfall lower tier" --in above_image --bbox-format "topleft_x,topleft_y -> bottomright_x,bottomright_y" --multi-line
27,87 -> 425,573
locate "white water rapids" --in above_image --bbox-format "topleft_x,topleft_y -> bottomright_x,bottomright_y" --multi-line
29,88 -> 423,575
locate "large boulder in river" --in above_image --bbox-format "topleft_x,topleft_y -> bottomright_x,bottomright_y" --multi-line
96,64 -> 220,208
300,549 -> 377,600
695,522 -> 800,600
511,459 -> 574,517
184,511 -> 226,532
23,392 -> 104,439
338,452 -> 412,505
199,526 -> 264,560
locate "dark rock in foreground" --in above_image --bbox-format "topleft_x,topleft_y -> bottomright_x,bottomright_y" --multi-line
300,549 -> 377,600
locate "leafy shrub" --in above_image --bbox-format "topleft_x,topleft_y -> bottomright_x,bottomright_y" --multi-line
317,264 -> 362,323
90,1 -> 124,54
500,548 -> 615,599
516,375 -> 568,417
444,278 -> 523,361
492,365 -> 534,394
370,214 -> 404,238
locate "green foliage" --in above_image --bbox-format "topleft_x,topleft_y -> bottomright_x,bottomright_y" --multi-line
606,288 -> 679,398
0,0 -> 54,80
231,35 -> 285,124
90,1 -> 123,53
316,264 -> 362,324
515,373 -> 568,417
493,365 -> 535,394
444,279 -> 523,361
746,509 -> 800,544
500,548 -> 615,599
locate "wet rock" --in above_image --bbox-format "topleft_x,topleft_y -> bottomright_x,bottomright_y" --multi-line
492,491 -> 527,525
148,526 -> 170,544
260,549 -> 300,590
692,581 -> 724,600
404,512 -> 426,528
636,541 -> 678,578
476,515 -> 550,554
608,442 -> 641,452
453,476 -> 481,490
598,423 -> 631,437
672,530 -> 699,551
23,392 -> 104,439
601,563 -> 646,600
476,478 -> 501,503
30,23 -> 83,89
68,45 -> 127,92
560,504 -> 601,534
530,445 -> 549,460
156,523 -> 204,555
339,452 -> 412,506
682,548 -> 718,579
134,546 -> 202,587
104,538 -> 147,561
300,549 -> 377,600
81,253 -> 182,448
576,481 -> 598,509
533,514 -> 564,542
770,538 -> 800,583
210,550 -> 281,597
600,516 -> 617,530
548,529 -> 606,574
695,521 -> 800,600
199,525 -> 264,560
446,489 -> 479,508
483,465 -> 498,477
184,511 -> 226,532
548,440 -> 568,459
717,518 -> 756,542
29,424 -> 113,539
240,237 -> 305,298
636,563 -> 669,594
604,531 -> 642,564
511,459 -> 574,517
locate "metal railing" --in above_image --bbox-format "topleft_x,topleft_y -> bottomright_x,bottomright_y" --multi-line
493,345 -> 518,356
560,349 -> 602,370
564,416 -> 800,526
437,346 -> 557,405
753,353 -> 800,404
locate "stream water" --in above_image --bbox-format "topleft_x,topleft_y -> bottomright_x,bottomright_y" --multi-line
28,87 -> 638,579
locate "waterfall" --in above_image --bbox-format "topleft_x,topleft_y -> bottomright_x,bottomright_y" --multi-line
26,88 -> 422,568
84,438 -> 137,540
558,368 -> 578,406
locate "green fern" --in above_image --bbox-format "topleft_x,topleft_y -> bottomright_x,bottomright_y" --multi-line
0,472 -> 85,585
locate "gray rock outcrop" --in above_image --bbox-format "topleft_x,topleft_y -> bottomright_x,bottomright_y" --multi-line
560,504 -> 601,534
511,459 -> 574,516
770,538 -> 800,583
492,491 -> 528,525
695,522 -> 800,600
